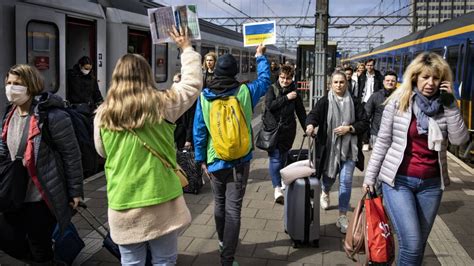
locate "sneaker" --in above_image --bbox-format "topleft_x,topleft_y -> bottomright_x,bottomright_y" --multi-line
218,241 -> 224,253
274,187 -> 284,204
362,144 -> 370,151
281,182 -> 287,191
320,191 -> 330,210
336,215 -> 349,234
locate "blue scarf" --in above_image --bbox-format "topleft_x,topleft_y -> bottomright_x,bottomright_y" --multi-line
413,88 -> 441,134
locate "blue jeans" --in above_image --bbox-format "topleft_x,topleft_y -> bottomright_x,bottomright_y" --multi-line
382,175 -> 442,266
322,160 -> 355,212
268,148 -> 288,188
118,230 -> 178,266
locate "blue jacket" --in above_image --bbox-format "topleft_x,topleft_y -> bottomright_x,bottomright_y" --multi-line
193,55 -> 270,172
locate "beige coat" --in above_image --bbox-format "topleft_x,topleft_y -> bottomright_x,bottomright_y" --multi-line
93,47 -> 202,245
364,94 -> 469,190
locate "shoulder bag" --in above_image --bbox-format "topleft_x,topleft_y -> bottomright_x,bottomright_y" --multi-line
0,115 -> 31,212
129,129 -> 188,187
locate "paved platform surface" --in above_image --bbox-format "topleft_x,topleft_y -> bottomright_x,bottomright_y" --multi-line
1,116 -> 473,265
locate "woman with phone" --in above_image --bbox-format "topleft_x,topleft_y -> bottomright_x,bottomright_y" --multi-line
363,52 -> 469,265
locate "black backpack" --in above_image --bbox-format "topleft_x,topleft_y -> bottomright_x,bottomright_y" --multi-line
39,104 -> 98,178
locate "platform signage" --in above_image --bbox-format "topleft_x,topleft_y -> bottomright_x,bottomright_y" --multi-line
243,21 -> 276,47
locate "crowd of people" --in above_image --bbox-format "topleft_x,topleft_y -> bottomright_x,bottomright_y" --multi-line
0,25 -> 470,266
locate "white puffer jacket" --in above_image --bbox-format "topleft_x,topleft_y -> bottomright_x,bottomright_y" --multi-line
364,94 -> 469,190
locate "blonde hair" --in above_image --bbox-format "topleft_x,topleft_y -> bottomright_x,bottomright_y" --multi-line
387,52 -> 453,112
96,54 -> 176,131
5,64 -> 44,96
202,52 -> 217,69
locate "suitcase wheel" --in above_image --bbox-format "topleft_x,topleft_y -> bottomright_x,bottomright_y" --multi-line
293,240 -> 300,248
312,239 -> 319,248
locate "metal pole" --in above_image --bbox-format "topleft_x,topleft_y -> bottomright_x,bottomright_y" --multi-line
412,0 -> 418,33
311,0 -> 328,109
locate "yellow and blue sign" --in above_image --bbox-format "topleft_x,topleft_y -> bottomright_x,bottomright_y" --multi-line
243,21 -> 276,47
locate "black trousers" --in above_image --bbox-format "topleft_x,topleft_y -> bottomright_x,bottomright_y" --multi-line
0,201 -> 56,263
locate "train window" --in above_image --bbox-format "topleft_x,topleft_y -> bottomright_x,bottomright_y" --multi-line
431,49 -> 443,57
201,44 -> 215,58
154,43 -> 168,83
27,21 -> 60,92
380,57 -> 387,73
242,52 -> 249,73
402,53 -> 411,74
218,47 -> 229,56
250,55 -> 256,73
394,55 -> 401,77
447,45 -> 459,81
232,49 -> 241,73
386,56 -> 393,71
128,29 -> 152,65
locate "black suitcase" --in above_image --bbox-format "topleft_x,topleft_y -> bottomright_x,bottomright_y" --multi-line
177,149 -> 203,194
286,135 -> 309,166
284,137 -> 320,248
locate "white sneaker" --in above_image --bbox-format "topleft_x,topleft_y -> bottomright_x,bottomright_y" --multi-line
274,187 -> 284,204
336,215 -> 349,234
362,144 -> 370,151
320,191 -> 330,210
281,182 -> 287,191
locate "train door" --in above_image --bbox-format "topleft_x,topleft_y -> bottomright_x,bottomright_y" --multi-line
66,17 -> 96,101
16,3 -> 106,99
460,40 -> 474,131
16,4 -> 65,95
128,29 -> 152,64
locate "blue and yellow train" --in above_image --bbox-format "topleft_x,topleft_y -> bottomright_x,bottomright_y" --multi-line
344,11 -> 474,160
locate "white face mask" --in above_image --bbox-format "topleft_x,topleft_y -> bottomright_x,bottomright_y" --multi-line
81,68 -> 91,75
5,85 -> 30,106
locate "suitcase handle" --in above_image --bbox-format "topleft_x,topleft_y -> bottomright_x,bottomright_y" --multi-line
76,201 -> 109,239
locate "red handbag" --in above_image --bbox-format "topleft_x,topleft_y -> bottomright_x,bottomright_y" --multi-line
365,191 -> 395,264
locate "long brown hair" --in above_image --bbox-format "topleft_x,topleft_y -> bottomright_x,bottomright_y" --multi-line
96,54 -> 176,131
387,52 -> 453,112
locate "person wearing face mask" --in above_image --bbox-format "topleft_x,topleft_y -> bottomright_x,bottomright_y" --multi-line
67,56 -> 103,114
363,53 -> 469,265
0,64 -> 83,264
263,65 -> 307,203
305,71 -> 369,234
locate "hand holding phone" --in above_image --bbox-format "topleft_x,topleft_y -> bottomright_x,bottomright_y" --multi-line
439,81 -> 455,106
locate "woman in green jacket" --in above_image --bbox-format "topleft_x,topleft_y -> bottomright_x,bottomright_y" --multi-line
93,27 -> 202,265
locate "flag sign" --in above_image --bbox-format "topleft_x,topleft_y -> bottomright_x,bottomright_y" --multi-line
243,21 -> 276,47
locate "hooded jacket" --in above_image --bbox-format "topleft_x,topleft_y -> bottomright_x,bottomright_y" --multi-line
193,55 -> 270,173
1,92 -> 83,233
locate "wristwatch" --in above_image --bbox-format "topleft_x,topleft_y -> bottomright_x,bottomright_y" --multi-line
349,125 -> 355,133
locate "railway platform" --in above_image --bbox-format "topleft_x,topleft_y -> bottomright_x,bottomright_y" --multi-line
1,113 -> 473,266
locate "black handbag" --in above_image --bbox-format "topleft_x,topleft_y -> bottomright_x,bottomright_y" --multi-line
0,115 -> 31,212
255,125 -> 279,151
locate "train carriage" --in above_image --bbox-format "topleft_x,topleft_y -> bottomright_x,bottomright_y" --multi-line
0,0 -> 292,115
343,11 -> 474,159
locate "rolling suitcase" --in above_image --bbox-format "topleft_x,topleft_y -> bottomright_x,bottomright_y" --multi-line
176,148 -> 203,194
286,135 -> 309,166
284,137 -> 320,248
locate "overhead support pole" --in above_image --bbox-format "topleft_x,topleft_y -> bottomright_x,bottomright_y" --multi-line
311,0 -> 329,109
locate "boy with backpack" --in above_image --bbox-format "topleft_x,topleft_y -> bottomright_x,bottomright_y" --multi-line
193,44 -> 270,266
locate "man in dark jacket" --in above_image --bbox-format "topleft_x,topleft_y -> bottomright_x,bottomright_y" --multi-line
365,71 -> 398,147
269,61 -> 280,84
356,58 -> 384,103
263,64 -> 306,203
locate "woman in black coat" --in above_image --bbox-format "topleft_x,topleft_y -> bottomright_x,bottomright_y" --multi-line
67,56 -> 103,113
263,65 -> 306,204
305,71 -> 369,234
0,64 -> 83,263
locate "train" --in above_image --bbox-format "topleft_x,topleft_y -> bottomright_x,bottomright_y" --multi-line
0,0 -> 296,112
342,11 -> 474,161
